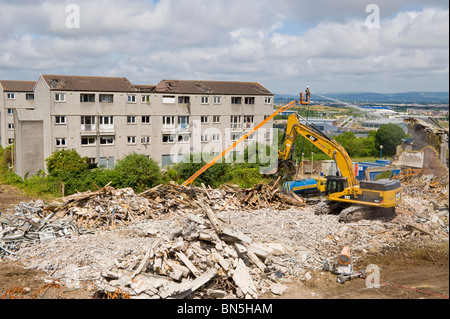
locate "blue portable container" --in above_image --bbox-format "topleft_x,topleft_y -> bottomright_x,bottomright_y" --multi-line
283,178 -> 319,195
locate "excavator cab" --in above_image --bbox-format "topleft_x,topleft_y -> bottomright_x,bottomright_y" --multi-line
325,176 -> 348,196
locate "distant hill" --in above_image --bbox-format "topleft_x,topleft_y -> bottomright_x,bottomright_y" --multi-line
275,92 -> 449,104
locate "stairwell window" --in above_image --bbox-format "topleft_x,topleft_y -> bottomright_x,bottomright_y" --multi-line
127,116 -> 136,124
201,96 -> 209,104
127,136 -> 136,144
55,116 -> 66,124
127,94 -> 137,103
55,138 -> 66,147
6,93 -> 15,100
141,95 -> 151,103
142,116 -> 151,124
54,93 -> 66,102
141,136 -> 151,144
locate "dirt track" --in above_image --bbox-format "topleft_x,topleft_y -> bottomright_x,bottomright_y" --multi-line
0,183 -> 448,300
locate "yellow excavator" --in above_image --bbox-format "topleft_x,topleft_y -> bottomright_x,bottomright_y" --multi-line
277,113 -> 402,222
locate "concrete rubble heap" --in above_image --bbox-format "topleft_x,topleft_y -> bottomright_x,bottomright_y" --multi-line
0,173 -> 448,299
0,181 -> 305,299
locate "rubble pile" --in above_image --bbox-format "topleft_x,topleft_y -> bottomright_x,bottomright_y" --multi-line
9,199 -> 299,299
1,174 -> 448,299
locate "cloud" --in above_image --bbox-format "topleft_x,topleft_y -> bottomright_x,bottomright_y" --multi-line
0,0 -> 448,93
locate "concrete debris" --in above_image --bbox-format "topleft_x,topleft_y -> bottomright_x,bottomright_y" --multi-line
1,174 -> 448,299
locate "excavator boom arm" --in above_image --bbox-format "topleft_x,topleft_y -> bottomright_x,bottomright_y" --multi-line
280,114 -> 357,187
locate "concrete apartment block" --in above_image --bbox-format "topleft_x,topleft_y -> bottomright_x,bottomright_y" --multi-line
0,80 -> 36,148
4,75 -> 274,177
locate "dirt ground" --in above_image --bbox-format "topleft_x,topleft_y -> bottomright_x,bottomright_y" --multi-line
0,183 -> 448,300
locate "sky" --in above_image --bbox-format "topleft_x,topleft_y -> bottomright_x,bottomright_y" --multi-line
0,0 -> 448,94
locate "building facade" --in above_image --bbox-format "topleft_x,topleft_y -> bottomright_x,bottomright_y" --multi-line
0,80 -> 36,148
5,75 -> 274,177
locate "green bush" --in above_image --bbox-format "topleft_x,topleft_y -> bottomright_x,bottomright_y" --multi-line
46,149 -> 89,177
113,153 -> 163,193
173,153 -> 232,188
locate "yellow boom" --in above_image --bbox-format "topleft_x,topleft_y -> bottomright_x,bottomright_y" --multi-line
181,89 -> 311,186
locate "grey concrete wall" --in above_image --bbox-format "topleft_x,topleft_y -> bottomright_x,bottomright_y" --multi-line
14,120 -> 44,178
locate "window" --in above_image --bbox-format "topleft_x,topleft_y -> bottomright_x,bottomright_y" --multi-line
231,116 -> 241,128
100,136 -> 114,145
81,116 -> 95,125
201,135 -> 209,142
55,138 -> 66,147
127,95 -> 137,103
231,133 -> 242,141
243,115 -> 254,128
26,94 -> 34,100
80,94 -> 95,103
244,97 -> 255,105
264,97 -> 272,104
127,136 -> 136,144
231,97 -> 241,104
141,136 -> 151,144
6,93 -> 15,99
99,157 -> 114,169
212,134 -> 221,142
81,116 -> 95,132
163,96 -> 175,104
201,96 -> 209,104
7,108 -> 14,114
178,96 -> 190,104
162,134 -> 175,143
201,116 -> 208,124
141,116 -> 151,124
162,116 -> 175,125
55,116 -> 66,124
178,116 -> 189,129
99,116 -> 114,125
178,134 -> 190,143
213,96 -> 221,104
7,123 -> 14,130
81,137 -> 96,146
127,116 -> 136,124
54,93 -> 65,102
212,116 -> 220,123
141,95 -> 151,103
100,94 -> 114,103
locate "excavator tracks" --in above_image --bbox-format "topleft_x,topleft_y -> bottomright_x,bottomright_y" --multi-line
338,205 -> 396,223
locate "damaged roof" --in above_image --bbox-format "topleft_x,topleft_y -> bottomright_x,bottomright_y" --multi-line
155,80 -> 273,96
0,80 -> 36,92
40,75 -> 139,92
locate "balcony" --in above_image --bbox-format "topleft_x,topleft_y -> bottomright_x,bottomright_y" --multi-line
81,124 -> 96,135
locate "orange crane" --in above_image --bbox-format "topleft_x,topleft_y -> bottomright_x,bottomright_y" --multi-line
181,88 -> 311,187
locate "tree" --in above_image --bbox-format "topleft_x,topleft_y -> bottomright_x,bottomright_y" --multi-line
173,153 -> 232,188
375,123 -> 407,156
113,152 -> 162,192
46,149 -> 89,177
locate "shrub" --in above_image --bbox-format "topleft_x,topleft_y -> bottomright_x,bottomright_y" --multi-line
113,153 -> 163,193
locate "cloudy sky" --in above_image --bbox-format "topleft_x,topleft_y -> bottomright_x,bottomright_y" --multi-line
0,0 -> 448,94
